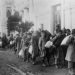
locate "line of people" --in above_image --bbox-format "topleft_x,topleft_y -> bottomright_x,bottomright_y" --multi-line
1,27 -> 75,75
17,28 -> 68,68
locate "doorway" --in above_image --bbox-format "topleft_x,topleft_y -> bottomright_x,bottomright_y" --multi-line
52,4 -> 61,33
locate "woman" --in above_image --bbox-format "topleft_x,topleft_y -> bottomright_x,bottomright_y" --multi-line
39,30 -> 50,66
31,31 -> 40,65
65,29 -> 75,75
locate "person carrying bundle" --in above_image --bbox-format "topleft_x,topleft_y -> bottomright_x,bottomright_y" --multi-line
65,29 -> 75,75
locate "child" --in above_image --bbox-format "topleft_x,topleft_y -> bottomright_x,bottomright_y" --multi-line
65,29 -> 75,75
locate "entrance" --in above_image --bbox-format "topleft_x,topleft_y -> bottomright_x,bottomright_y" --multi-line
52,5 -> 61,33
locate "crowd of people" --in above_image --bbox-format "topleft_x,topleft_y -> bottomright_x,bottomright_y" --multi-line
1,25 -> 75,75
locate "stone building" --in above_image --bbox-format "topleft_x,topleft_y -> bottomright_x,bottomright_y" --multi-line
0,0 -> 7,36
0,0 -> 75,35
31,0 -> 75,34
0,0 -> 15,36
0,0 -> 29,36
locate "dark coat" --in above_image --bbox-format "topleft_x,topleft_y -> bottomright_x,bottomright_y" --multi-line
53,34 -> 66,48
32,35 -> 39,58
53,34 -> 66,59
2,36 -> 8,48
16,36 -> 21,51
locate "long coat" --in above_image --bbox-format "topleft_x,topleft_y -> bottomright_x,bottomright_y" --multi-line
16,36 -> 21,52
32,35 -> 39,58
65,35 -> 75,62
39,37 -> 46,51
39,36 -> 49,57
53,34 -> 66,59
2,36 -> 8,48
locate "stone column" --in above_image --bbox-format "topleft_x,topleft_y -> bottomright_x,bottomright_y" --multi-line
0,0 -> 7,36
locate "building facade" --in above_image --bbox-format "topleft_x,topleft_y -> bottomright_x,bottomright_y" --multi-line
0,0 -> 7,36
32,0 -> 75,34
0,0 -> 15,36
0,0 -> 75,35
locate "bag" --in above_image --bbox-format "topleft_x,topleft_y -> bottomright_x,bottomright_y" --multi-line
61,35 -> 71,45
45,40 -> 53,48
10,41 -> 13,45
0,41 -> 2,46
28,45 -> 33,54
18,49 -> 24,58
10,40 -> 15,45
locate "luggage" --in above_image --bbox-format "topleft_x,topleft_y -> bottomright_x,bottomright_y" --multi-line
28,45 -> 33,55
18,49 -> 24,58
10,41 -> 15,45
61,35 -> 71,45
45,40 -> 53,48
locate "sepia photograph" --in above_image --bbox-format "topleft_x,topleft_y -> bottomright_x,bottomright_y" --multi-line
0,0 -> 75,75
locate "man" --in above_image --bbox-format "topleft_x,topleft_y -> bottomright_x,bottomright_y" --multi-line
53,30 -> 66,68
9,34 -> 14,49
31,31 -> 40,65
15,34 -> 21,53
2,33 -> 8,48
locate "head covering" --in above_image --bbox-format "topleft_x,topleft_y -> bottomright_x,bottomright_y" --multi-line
72,29 -> 75,35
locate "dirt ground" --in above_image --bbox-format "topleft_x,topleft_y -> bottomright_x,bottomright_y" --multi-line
0,49 -> 68,75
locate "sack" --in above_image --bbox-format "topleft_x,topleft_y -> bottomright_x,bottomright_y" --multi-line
10,41 -> 13,45
18,49 -> 24,58
61,35 -> 71,45
10,41 -> 15,45
0,41 -> 2,46
45,41 -> 53,48
28,45 -> 33,54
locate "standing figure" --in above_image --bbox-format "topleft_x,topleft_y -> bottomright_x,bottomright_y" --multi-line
15,34 -> 21,53
9,34 -> 14,49
2,33 -> 8,48
32,31 -> 40,65
66,29 -> 71,36
53,30 -> 65,68
65,29 -> 75,75
39,30 -> 49,66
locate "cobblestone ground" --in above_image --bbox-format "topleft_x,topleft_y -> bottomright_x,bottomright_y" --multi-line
0,49 -> 68,75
